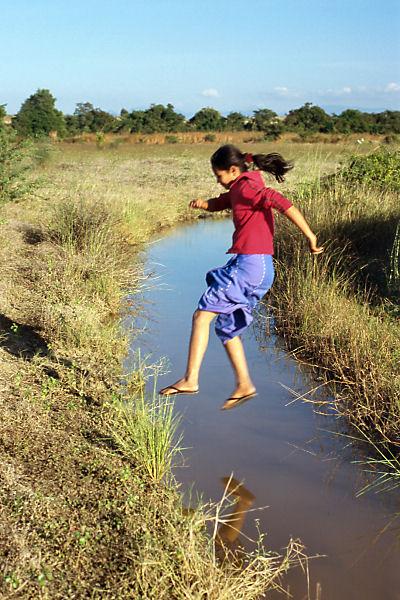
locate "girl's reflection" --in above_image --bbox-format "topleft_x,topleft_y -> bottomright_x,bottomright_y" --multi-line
216,475 -> 255,561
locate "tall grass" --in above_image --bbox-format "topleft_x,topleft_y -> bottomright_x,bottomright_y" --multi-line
110,391 -> 183,484
272,150 -> 400,443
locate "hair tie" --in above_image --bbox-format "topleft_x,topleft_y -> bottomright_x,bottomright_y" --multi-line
244,153 -> 253,163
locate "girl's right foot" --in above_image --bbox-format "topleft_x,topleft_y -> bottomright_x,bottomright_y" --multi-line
159,378 -> 199,396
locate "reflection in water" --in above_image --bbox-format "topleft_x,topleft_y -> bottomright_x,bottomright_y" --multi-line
216,475 -> 256,562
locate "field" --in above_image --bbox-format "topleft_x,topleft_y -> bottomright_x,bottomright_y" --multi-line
0,136 -> 398,597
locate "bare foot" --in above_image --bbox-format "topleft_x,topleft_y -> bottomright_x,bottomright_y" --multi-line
159,377 -> 199,396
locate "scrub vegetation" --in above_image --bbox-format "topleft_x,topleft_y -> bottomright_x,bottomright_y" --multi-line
271,148 -> 400,452
0,135 -> 398,596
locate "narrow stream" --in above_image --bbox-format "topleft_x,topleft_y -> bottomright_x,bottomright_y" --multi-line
127,219 -> 400,600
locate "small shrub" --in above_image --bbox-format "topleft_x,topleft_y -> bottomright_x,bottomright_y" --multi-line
33,139 -> 55,167
96,132 -> 105,149
46,197 -> 121,253
339,148 -> 400,191
204,133 -> 216,142
0,129 -> 38,204
165,135 -> 179,144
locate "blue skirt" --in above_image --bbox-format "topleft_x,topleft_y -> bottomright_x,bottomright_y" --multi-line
197,254 -> 274,344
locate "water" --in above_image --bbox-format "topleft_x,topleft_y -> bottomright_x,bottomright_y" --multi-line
126,219 -> 400,600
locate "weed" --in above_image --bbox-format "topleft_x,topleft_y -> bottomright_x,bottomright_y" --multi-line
110,390 -> 183,484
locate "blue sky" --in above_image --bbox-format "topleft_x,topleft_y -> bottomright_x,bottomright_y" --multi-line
1,0 -> 399,116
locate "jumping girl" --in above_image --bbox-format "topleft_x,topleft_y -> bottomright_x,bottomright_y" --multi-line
159,144 -> 323,410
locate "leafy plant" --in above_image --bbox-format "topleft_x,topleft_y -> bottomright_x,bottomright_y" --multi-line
0,129 -> 38,204
339,148 -> 400,191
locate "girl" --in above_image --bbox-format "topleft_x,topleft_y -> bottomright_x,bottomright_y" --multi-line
159,144 -> 323,410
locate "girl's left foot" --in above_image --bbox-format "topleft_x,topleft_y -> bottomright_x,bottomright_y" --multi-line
159,378 -> 199,396
221,385 -> 257,410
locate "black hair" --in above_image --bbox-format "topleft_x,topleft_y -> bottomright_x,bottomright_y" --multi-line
210,144 -> 293,183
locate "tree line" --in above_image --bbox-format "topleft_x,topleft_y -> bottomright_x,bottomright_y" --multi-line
2,89 -> 400,139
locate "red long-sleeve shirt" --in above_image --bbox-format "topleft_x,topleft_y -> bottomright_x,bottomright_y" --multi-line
207,170 -> 292,255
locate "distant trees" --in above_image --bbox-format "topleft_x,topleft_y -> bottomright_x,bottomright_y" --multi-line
373,111 -> 400,134
225,112 -> 247,131
8,90 -> 400,138
189,108 -> 225,131
71,102 -> 117,133
115,103 -> 186,133
334,109 -> 370,134
251,109 -> 283,140
14,89 -> 66,137
285,102 -> 333,133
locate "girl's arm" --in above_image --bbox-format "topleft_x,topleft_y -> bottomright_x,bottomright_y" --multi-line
189,193 -> 231,212
283,206 -> 324,254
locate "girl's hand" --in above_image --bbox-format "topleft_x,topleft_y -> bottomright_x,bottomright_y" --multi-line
189,199 -> 208,210
308,234 -> 324,254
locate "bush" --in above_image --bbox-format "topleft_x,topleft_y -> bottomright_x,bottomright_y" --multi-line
165,135 -> 179,144
46,197 -> 121,253
339,148 -> 400,191
203,133 -> 216,142
0,129 -> 37,204
32,139 -> 55,167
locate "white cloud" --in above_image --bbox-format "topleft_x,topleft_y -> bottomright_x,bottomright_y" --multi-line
274,86 -> 289,95
273,86 -> 301,98
385,82 -> 400,93
201,88 -> 220,98
318,86 -> 353,97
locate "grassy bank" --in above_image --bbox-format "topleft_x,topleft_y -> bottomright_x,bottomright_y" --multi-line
271,149 -> 400,446
0,141 -> 312,597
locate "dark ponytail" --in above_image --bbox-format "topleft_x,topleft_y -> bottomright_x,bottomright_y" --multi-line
252,152 -> 293,183
211,144 -> 293,183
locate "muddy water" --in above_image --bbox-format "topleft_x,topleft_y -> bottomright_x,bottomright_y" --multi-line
127,219 -> 400,600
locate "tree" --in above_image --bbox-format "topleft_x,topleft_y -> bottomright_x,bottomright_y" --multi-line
225,112 -> 246,131
141,103 -> 186,133
126,110 -> 145,133
250,108 -> 283,139
284,102 -> 333,133
71,102 -> 117,133
334,109 -> 372,134
252,108 -> 278,131
190,107 -> 225,131
14,89 -> 66,137
373,111 -> 400,134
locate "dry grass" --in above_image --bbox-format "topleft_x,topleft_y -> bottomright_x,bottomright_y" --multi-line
271,162 -> 400,443
63,130 -> 389,147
